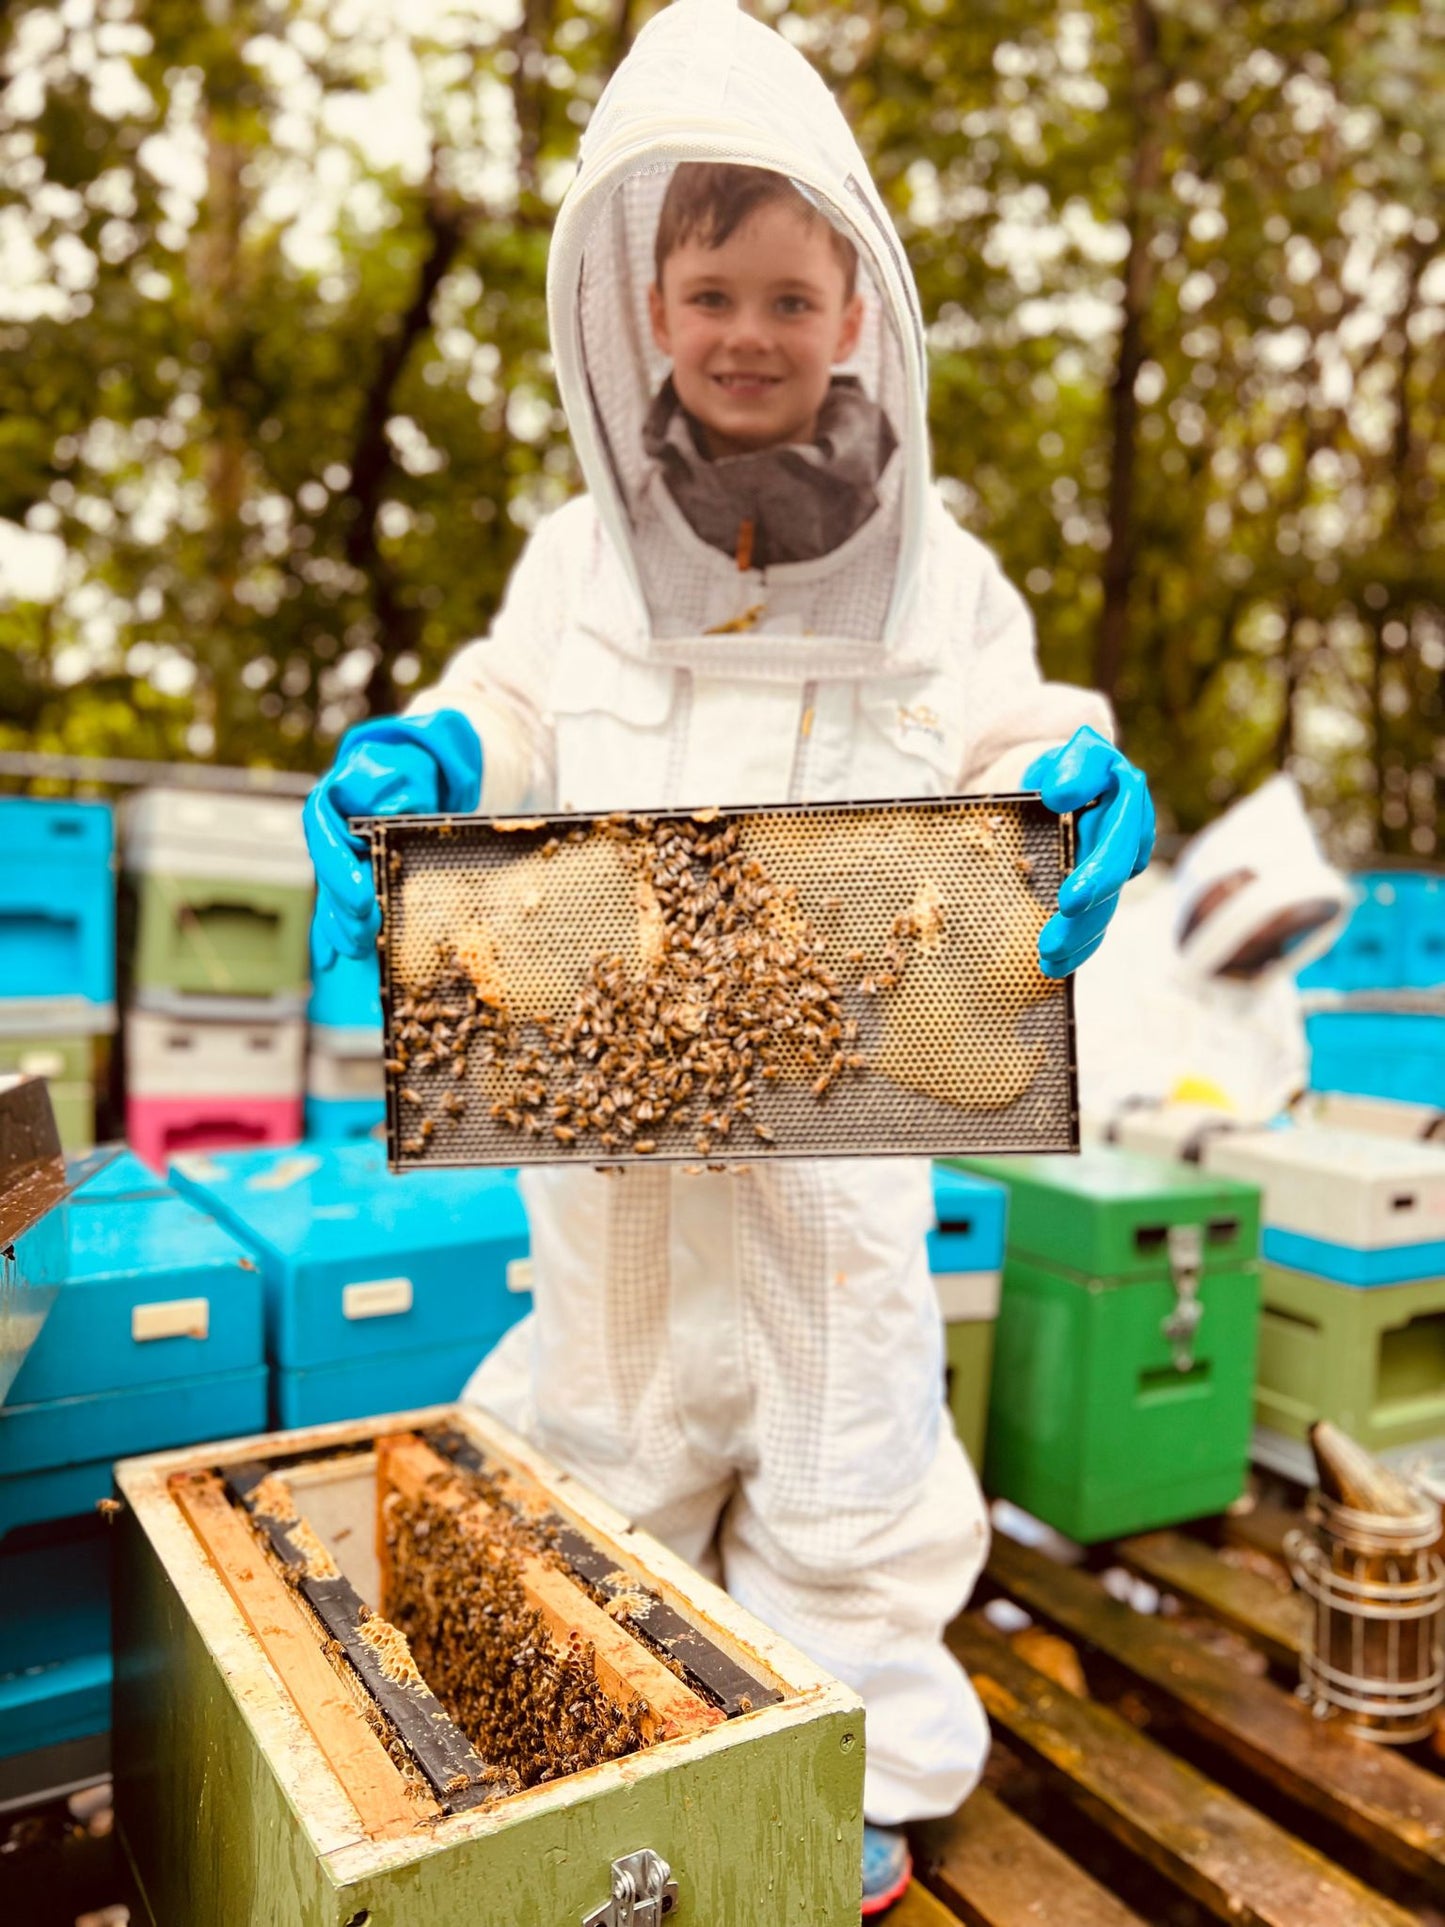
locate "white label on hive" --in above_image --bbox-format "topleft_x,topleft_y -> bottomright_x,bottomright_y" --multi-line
934,1270 -> 1002,1322
19,1050 -> 64,1077
133,1297 -> 210,1343
506,1258 -> 534,1295
342,1277 -> 414,1320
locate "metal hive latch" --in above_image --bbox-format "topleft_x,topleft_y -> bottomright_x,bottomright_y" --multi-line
1161,1222 -> 1204,1373
582,1848 -> 679,1925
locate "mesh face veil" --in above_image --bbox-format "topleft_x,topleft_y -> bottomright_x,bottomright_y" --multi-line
545,0 -> 932,663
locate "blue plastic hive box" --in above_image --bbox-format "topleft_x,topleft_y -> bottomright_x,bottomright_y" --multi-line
1307,1010 -> 1445,1108
0,1514 -> 112,1763
1404,875 -> 1445,989
167,1139 -> 532,1427
0,798 -> 116,1023
929,1165 -> 1008,1274
304,1094 -> 386,1142
1261,1226 -> 1445,1289
1,1150 -> 268,1536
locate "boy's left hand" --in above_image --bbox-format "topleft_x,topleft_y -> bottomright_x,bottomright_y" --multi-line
1023,726 -> 1155,978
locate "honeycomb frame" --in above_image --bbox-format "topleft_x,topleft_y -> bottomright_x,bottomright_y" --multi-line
365,793 -> 1079,1170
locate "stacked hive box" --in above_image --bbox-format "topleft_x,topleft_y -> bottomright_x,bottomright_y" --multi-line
305,948 -> 385,1141
1300,867 -> 1445,1106
168,1139 -> 532,1427
1299,869 -> 1445,993
1200,1127 -> 1445,1484
1,1150 -> 265,1799
123,789 -> 311,1168
928,1164 -> 1008,1468
953,1147 -> 1262,1543
0,798 -> 116,1150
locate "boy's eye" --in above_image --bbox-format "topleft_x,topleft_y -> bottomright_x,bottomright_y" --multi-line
777,295 -> 815,316
689,290 -> 729,310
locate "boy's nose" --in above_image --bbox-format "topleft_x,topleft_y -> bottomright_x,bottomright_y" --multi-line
723,304 -> 774,352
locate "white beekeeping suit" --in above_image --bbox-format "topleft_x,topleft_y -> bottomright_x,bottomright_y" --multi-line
409,0 -> 1110,1823
1076,775 -> 1352,1127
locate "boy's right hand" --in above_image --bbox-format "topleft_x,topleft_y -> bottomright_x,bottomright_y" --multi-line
304,710 -> 483,971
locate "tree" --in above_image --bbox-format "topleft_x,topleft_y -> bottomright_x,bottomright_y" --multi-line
2,0 -> 1440,856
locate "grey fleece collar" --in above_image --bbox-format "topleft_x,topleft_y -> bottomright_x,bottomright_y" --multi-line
642,375 -> 898,569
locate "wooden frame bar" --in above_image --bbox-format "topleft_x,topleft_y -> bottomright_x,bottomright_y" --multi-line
169,1469 -> 427,1841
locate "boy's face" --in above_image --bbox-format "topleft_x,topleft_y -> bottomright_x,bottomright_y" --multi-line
648,201 -> 864,459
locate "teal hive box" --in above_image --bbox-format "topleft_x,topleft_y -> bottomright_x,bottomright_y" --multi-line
166,1140 -> 531,1425
0,798 -> 116,1030
955,1147 -> 1262,1543
1,1150 -> 268,1536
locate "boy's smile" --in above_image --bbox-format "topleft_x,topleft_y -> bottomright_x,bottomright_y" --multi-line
648,199 -> 864,459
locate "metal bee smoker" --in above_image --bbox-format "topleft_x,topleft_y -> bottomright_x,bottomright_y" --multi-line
1286,1423 -> 1445,1743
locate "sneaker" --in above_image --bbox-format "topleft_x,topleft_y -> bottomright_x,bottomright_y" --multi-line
861,1822 -> 912,1916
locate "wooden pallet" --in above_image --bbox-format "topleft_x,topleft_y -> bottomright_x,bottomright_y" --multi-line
908,1502 -> 1445,1927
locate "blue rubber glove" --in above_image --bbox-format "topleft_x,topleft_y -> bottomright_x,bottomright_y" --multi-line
304,710 -> 483,971
1023,725 -> 1156,978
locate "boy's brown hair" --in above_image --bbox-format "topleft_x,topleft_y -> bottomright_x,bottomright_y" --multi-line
653,162 -> 859,297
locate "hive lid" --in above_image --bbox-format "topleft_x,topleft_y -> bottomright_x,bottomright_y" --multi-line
952,1144 -> 1261,1279
168,1139 -> 528,1267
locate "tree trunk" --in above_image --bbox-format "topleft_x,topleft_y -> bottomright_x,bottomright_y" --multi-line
1093,0 -> 1166,707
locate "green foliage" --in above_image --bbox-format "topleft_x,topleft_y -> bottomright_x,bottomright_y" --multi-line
0,0 -> 1440,855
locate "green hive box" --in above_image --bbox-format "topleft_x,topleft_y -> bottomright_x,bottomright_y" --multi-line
130,873 -> 312,1001
951,1149 -> 1262,1543
114,1406 -> 863,1927
1257,1262 -> 1445,1455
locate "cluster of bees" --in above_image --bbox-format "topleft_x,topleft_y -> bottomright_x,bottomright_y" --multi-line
387,812 -> 937,1161
381,1484 -> 647,1786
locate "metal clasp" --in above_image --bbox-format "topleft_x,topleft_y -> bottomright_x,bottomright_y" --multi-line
1161,1222 -> 1204,1372
582,1848 -> 679,1926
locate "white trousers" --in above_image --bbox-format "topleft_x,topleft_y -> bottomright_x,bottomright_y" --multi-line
465,1156 -> 991,1824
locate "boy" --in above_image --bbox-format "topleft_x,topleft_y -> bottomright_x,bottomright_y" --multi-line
306,2 -> 1152,1912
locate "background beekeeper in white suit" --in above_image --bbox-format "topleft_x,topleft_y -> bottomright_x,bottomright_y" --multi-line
1076,773 -> 1351,1130
304,1 -> 1154,1910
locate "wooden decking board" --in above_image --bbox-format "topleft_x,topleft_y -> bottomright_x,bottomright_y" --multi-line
911,1786 -> 1147,1926
948,1613 -> 1417,1927
989,1534 -> 1445,1884
1115,1529 -> 1306,1667
1220,1498 -> 1299,1564
888,1881 -> 967,1926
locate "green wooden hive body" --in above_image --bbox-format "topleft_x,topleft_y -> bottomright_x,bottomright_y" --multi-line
113,1409 -> 864,1927
952,1150 -> 1263,1543
130,873 -> 312,999
1257,1262 -> 1445,1453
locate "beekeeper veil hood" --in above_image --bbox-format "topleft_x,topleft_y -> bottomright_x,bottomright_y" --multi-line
546,0 -> 930,666
1171,775 -> 1352,988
